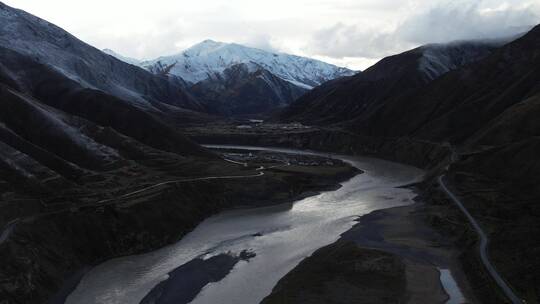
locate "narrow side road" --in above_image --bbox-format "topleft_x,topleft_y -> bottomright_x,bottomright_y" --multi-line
95,171 -> 264,205
437,175 -> 523,304
0,219 -> 19,243
0,158 -> 269,245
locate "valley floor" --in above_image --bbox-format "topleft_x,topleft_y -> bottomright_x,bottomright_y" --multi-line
2,119 -> 534,304
184,120 -> 535,303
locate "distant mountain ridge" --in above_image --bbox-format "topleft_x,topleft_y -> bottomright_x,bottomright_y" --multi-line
138,40 -> 356,88
105,40 -> 355,115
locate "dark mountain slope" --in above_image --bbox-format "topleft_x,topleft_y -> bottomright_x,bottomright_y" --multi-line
0,46 -> 209,159
281,40 -> 503,124
0,2 -> 201,112
353,26 -> 540,142
472,94 -> 540,146
0,1 -> 216,200
0,121 -> 83,181
191,63 -> 307,115
0,85 -> 118,169
0,140 -> 69,193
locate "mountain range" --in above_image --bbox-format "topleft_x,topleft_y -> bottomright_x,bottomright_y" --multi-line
105,40 -> 356,115
2,0 -> 540,303
138,39 -> 355,88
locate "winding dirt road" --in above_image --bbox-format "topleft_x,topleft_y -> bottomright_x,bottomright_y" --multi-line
438,175 -> 522,304
0,157 -> 268,245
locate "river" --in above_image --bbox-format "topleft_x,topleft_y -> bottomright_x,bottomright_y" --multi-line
64,145 -> 425,304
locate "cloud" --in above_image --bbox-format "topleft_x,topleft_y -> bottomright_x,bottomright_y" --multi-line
306,0 -> 539,61
397,1 -> 539,44
4,0 -> 539,70
305,23 -> 408,59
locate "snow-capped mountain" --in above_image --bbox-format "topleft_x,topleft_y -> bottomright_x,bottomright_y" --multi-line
140,40 -> 356,88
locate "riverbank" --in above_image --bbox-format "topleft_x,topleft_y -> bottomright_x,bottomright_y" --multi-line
262,201 -> 477,303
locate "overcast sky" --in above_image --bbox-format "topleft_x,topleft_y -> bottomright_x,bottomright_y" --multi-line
4,0 -> 540,70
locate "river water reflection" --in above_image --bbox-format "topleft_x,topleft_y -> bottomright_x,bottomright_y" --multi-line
66,146 -> 424,304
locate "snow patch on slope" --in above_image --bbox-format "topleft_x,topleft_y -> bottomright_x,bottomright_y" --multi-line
417,39 -> 510,81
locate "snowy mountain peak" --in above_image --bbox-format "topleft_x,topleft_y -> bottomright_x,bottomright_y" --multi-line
141,40 -> 356,88
180,40 -> 229,58
200,39 -> 221,45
